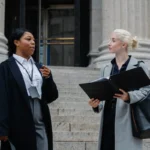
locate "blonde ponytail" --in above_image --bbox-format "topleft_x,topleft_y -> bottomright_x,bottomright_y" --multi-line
132,36 -> 138,49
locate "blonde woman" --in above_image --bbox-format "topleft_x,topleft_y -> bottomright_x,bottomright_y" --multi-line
89,29 -> 150,150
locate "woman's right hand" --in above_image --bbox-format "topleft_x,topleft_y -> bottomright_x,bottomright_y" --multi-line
88,98 -> 100,108
0,136 -> 8,141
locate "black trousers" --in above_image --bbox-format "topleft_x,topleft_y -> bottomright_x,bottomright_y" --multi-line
100,99 -> 116,150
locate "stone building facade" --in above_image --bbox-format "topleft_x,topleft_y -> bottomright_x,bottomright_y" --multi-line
0,0 -> 150,150
1,0 -> 150,67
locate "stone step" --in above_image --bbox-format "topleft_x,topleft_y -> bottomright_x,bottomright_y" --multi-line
53,142 -> 97,150
51,66 -> 99,72
57,83 -> 86,88
53,131 -> 98,142
49,67 -> 100,148
50,108 -> 99,116
57,93 -> 88,99
52,71 -> 99,76
57,87 -> 85,94
55,96 -> 89,102
51,116 -> 100,124
58,91 -> 87,97
49,102 -> 93,110
71,123 -> 99,132
55,86 -> 88,98
56,85 -> 87,94
55,76 -> 96,82
52,122 -> 99,132
51,67 -> 99,84
57,83 -> 83,88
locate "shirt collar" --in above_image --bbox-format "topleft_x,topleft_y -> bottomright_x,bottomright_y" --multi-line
111,55 -> 131,66
111,57 -> 116,65
13,54 -> 35,64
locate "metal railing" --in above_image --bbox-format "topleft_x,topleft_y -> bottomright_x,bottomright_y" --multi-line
40,37 -> 74,45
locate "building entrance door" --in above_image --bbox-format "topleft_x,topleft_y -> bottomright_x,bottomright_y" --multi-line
40,5 -> 75,66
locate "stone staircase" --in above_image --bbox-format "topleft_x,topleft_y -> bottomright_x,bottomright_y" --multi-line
49,66 -> 150,150
49,66 -> 100,150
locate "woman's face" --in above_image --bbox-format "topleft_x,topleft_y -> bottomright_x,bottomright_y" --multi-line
108,32 -> 126,54
14,32 -> 35,59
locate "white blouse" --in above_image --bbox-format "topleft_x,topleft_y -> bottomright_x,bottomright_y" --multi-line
13,54 -> 43,99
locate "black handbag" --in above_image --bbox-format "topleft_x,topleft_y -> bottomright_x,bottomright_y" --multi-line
131,92 -> 150,139
131,61 -> 150,139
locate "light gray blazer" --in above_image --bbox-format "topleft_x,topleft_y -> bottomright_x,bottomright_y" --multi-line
96,57 -> 150,150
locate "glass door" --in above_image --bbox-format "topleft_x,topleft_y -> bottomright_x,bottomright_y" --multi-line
40,5 -> 75,66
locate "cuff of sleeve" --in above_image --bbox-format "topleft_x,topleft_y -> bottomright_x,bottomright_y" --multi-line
45,73 -> 51,79
124,99 -> 130,103
92,107 -> 99,113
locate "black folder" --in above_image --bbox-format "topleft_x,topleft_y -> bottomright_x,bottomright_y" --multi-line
79,67 -> 150,100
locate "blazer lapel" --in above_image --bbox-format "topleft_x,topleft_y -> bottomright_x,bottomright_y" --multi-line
103,63 -> 113,77
35,62 -> 43,77
8,57 -> 30,107
103,56 -> 138,77
126,56 -> 138,70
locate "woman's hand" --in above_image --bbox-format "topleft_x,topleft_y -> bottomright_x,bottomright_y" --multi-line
39,66 -> 51,78
113,89 -> 130,101
0,136 -> 8,142
88,98 -> 100,108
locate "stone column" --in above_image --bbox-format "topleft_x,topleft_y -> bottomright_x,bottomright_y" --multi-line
88,0 -> 102,67
0,1 -> 7,148
89,0 -> 150,68
0,0 -> 8,62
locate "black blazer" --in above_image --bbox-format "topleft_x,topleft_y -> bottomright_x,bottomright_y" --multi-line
0,57 -> 58,150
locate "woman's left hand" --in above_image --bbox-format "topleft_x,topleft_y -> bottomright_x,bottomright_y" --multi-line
113,89 -> 130,101
39,66 -> 51,78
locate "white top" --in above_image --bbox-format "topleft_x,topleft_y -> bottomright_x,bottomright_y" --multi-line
13,54 -> 43,99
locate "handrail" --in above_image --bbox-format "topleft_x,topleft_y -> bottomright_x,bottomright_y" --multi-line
40,42 -> 74,45
41,37 -> 74,41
